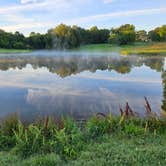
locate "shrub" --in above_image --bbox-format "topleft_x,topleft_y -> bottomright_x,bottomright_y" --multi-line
145,118 -> 166,134
54,118 -> 84,160
0,114 -> 19,150
86,116 -> 111,139
0,132 -> 16,150
123,123 -> 145,136
1,114 -> 19,136
13,122 -> 53,158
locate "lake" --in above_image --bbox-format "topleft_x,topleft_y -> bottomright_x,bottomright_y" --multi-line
0,51 -> 165,121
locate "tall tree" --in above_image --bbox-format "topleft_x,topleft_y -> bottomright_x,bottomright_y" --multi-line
48,24 -> 80,49
109,24 -> 136,45
148,25 -> 166,41
136,30 -> 148,42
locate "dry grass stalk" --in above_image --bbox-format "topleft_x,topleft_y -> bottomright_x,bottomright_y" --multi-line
144,97 -> 152,114
96,113 -> 107,119
119,102 -> 135,118
45,116 -> 49,130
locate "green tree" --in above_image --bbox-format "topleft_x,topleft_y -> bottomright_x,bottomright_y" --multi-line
89,26 -> 110,44
49,24 -> 80,49
27,32 -> 47,49
0,30 -> 26,49
148,25 -> 166,41
136,30 -> 148,42
109,24 -> 136,45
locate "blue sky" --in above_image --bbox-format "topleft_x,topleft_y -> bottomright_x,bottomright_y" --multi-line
0,0 -> 166,35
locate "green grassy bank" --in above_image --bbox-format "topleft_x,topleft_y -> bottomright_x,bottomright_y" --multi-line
1,134 -> 166,166
0,111 -> 166,166
0,49 -> 31,54
75,42 -> 166,55
1,42 -> 166,55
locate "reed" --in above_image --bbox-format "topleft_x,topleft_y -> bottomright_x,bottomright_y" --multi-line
0,97 -> 166,160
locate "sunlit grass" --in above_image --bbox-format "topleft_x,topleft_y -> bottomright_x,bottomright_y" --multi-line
76,42 -> 166,55
0,106 -> 166,165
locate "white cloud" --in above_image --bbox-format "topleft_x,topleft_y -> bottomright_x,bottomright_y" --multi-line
66,7 -> 166,24
20,0 -> 40,4
1,6 -> 166,33
1,22 -> 53,33
0,3 -> 46,15
0,0 -> 70,33
0,0 -> 165,34
0,0 -> 69,15
103,0 -> 114,4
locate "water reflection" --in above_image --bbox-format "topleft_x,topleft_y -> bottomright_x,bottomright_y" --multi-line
0,53 -> 165,121
0,55 -> 164,75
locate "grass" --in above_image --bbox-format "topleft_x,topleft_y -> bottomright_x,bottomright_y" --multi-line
0,109 -> 166,165
0,134 -> 166,166
1,42 -> 166,55
75,42 -> 166,55
0,49 -> 31,53
70,134 -> 166,166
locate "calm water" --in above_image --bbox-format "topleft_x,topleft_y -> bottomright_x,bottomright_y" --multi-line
0,52 -> 165,121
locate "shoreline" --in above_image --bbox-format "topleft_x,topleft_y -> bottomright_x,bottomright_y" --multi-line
0,42 -> 166,55
0,111 -> 166,165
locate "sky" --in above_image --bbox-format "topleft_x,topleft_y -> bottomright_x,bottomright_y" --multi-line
0,0 -> 166,35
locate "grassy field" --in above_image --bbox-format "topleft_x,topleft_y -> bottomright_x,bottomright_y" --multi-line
75,42 -> 166,55
0,49 -> 31,53
1,134 -> 166,166
0,110 -> 166,166
0,42 -> 166,55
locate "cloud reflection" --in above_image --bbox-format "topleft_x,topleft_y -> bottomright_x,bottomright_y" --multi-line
0,54 -> 163,119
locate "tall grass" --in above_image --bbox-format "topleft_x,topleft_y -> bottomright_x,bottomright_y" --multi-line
0,108 -> 166,160
0,97 -> 166,161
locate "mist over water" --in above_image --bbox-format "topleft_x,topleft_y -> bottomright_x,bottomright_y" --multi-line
0,50 -> 121,58
0,51 -> 165,121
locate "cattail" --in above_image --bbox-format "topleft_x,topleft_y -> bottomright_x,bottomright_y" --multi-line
144,97 -> 152,114
45,116 -> 49,130
119,105 -> 124,116
125,102 -> 129,117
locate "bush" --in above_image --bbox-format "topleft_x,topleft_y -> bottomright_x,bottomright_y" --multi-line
0,114 -> 19,150
13,122 -> 54,158
123,123 -> 145,136
0,114 -> 166,162
145,118 -> 166,134
86,116 -> 111,139
1,114 -> 19,137
54,118 -> 84,159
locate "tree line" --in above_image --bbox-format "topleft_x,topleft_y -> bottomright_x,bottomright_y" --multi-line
0,24 -> 166,49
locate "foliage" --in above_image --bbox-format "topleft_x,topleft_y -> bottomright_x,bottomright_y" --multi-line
148,25 -> 166,41
27,32 -> 48,49
0,114 -> 19,150
13,120 -> 56,158
0,24 -> 166,50
48,24 -> 110,49
1,134 -> 166,166
86,116 -> 111,138
108,24 -> 136,45
0,30 -> 27,49
13,123 -> 44,157
0,112 -> 166,164
54,118 -> 84,159
136,30 -> 148,42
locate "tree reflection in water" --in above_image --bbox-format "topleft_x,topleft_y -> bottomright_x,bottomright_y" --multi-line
0,53 -> 165,120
